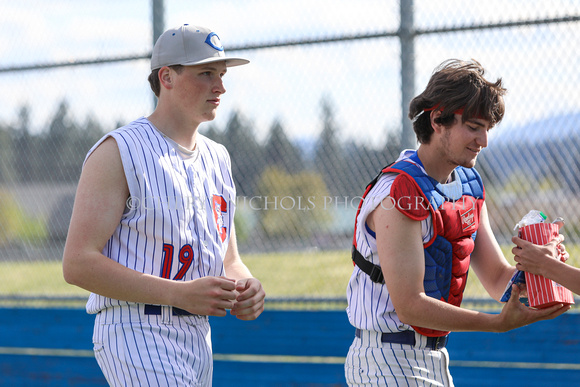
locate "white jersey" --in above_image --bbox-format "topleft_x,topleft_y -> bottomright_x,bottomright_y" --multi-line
345,150 -> 462,387
85,117 -> 236,314
346,149 -> 463,333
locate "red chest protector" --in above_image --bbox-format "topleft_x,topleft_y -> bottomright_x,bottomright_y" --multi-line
352,156 -> 485,337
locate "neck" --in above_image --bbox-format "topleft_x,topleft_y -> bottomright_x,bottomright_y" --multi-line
416,146 -> 455,183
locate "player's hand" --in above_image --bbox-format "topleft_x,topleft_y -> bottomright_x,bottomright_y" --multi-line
496,284 -> 570,332
512,234 -> 565,275
177,276 -> 237,317
230,278 -> 265,321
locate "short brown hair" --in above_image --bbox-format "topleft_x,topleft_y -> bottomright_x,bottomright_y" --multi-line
408,59 -> 506,144
148,65 -> 185,97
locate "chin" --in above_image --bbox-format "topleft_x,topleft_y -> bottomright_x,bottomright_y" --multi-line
463,158 -> 478,169
201,113 -> 217,122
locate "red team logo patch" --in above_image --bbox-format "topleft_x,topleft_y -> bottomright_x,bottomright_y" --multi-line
212,195 -> 228,243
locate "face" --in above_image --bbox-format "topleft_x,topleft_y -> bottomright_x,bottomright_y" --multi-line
167,62 -> 227,124
438,114 -> 491,169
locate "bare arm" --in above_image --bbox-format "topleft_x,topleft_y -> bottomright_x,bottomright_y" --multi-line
223,224 -> 266,320
223,226 -> 253,280
370,197 -> 569,333
513,235 -> 580,295
62,137 -> 237,316
469,202 -> 516,301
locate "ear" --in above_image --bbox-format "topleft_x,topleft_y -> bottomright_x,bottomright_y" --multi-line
158,66 -> 174,90
430,110 -> 444,134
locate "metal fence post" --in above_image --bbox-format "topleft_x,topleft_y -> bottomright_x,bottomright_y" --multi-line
152,0 -> 165,109
400,0 -> 416,150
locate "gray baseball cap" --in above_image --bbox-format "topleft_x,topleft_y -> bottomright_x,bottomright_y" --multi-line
150,24 -> 249,71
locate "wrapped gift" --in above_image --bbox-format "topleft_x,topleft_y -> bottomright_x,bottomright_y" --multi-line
518,222 -> 575,309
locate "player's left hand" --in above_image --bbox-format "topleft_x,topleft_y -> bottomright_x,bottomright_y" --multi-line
230,278 -> 265,320
496,283 -> 570,332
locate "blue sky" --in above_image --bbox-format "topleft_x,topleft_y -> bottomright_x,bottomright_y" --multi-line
1,0 -> 579,146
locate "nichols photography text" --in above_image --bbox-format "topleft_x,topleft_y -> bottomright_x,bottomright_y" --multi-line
125,194 -> 479,212
236,195 -> 478,211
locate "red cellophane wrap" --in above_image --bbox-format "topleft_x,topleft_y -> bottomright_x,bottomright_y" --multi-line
519,223 -> 575,308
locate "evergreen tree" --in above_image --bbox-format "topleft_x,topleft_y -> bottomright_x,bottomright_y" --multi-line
343,141 -> 385,198
48,100 -> 69,140
314,96 -> 349,196
83,115 -> 105,145
13,105 -> 33,182
43,100 -> 73,181
221,111 -> 264,197
264,118 -> 304,173
384,128 -> 403,163
0,123 -> 13,183
67,115 -> 105,181
200,123 -> 225,144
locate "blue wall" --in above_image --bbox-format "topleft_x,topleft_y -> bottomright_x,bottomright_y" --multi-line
1,307 -> 579,386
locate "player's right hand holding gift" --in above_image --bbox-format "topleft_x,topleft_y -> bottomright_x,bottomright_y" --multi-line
230,278 -> 266,321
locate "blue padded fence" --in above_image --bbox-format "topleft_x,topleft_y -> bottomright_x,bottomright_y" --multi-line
0,307 -> 579,386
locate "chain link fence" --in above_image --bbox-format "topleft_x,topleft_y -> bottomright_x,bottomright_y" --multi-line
1,0 -> 579,306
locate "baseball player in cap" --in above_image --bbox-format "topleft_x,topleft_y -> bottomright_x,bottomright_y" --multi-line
345,59 -> 569,386
63,24 -> 265,386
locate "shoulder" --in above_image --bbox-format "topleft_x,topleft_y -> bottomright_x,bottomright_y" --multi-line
80,136 -> 128,202
360,172 -> 397,213
198,134 -> 231,161
110,118 -> 156,144
198,133 -> 226,151
84,136 -> 122,171
83,118 -> 155,171
87,118 -> 150,152
389,172 -> 432,220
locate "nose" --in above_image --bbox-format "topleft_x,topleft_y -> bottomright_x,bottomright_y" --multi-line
477,129 -> 488,148
214,77 -> 226,95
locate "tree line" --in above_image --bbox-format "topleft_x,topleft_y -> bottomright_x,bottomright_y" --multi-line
204,97 -> 403,200
2,97 -> 576,248
0,97 -> 403,198
0,97 -> 404,248
0,101 -> 107,184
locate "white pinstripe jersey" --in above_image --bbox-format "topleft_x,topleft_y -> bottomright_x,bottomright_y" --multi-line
85,117 -> 236,314
346,150 -> 463,333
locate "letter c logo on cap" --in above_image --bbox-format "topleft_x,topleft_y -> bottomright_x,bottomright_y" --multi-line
205,32 -> 224,52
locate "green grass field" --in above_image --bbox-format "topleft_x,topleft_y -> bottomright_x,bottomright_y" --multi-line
1,245 -> 578,309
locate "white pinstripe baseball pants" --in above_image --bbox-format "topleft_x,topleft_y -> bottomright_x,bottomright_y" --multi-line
345,329 -> 454,386
92,304 -> 212,387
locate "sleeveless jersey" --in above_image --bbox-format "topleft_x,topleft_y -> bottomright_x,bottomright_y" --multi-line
85,117 -> 236,314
